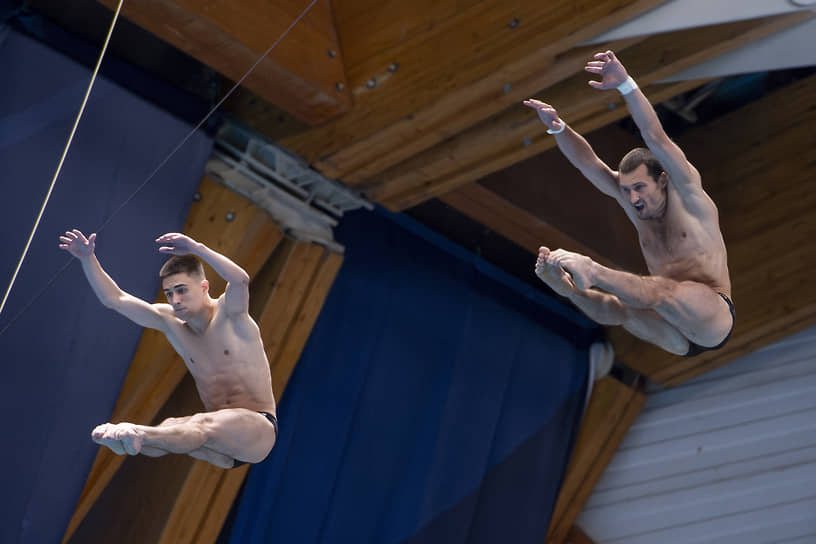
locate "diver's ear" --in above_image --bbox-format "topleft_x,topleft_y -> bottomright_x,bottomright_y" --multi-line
659,171 -> 668,189
201,279 -> 209,294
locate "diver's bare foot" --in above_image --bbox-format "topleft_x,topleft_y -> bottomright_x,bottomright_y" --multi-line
92,422 -> 144,455
536,247 -> 577,297
111,423 -> 144,455
92,423 -> 126,455
548,248 -> 595,290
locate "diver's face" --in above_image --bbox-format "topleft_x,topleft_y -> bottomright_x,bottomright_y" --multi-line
162,273 -> 207,317
619,164 -> 667,220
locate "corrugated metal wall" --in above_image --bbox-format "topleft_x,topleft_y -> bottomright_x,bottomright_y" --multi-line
577,326 -> 816,543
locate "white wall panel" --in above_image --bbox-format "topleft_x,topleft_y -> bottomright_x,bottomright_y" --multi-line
578,326 -> 816,543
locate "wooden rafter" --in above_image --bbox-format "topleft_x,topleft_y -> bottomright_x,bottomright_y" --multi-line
438,182 -> 623,271
367,11 -> 812,210
94,0 -> 351,125
281,0 -> 668,171
546,376 -> 645,544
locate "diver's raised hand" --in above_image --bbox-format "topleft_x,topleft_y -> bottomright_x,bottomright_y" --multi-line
522,99 -> 565,133
585,50 -> 630,90
155,233 -> 200,255
59,229 -> 96,259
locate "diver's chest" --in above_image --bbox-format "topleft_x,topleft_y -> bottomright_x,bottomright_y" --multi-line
638,222 -> 702,259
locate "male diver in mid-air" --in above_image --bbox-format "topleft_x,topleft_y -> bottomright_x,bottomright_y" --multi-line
523,50 -> 734,357
60,230 -> 277,468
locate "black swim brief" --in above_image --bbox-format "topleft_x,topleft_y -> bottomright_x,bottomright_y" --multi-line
231,411 -> 278,469
684,293 -> 735,357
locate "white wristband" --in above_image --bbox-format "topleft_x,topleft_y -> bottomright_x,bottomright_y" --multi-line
616,76 -> 638,95
547,121 -> 566,135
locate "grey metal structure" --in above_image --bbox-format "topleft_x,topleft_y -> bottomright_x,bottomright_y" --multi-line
206,120 -> 372,252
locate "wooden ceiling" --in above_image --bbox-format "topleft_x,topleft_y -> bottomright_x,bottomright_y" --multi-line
79,0 -> 816,383
19,2 -> 812,543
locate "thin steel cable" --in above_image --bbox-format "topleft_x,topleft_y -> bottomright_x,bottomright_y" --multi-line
0,0 -> 124,319
94,0 -> 320,233
0,0 -> 321,337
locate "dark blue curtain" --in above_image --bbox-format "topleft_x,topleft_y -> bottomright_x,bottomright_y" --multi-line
227,208 -> 596,544
0,27 -> 212,544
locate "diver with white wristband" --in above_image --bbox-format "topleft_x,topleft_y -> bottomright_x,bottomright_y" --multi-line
521,50 -> 734,358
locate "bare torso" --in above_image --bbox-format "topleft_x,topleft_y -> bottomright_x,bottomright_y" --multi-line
160,297 -> 276,414
622,181 -> 731,296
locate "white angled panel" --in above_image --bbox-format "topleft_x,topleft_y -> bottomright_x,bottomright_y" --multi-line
585,0 -> 809,43
577,325 -> 816,544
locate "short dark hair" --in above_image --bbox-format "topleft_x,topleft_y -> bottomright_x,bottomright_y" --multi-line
159,255 -> 205,280
619,147 -> 664,182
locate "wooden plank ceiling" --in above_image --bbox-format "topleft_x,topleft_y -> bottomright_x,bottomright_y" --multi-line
95,0 -> 352,124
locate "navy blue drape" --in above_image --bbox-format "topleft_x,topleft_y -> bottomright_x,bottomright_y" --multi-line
227,208 -> 595,544
0,28 -> 212,544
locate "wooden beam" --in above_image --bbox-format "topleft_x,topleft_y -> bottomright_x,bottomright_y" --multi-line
65,376 -> 207,544
62,176 -> 284,543
336,38 -> 646,185
364,12 -> 812,210
271,248 -> 344,394
438,182 -> 623,270
609,73 -> 816,385
565,525 -> 596,544
546,376 -> 645,544
281,0 -> 668,172
95,0 -> 351,125
384,78 -> 706,211
256,241 -> 327,374
157,460 -> 240,544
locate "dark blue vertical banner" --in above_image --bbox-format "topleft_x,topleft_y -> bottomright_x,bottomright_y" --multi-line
0,28 -> 212,544
226,208 -> 595,544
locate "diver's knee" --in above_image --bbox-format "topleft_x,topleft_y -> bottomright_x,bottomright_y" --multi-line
667,335 -> 690,356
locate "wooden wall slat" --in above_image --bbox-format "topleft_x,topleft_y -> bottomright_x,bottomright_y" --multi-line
194,466 -> 250,542
62,177 -> 284,543
546,376 -> 645,544
157,461 -> 231,544
272,249 -> 343,394
257,241 -> 328,368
